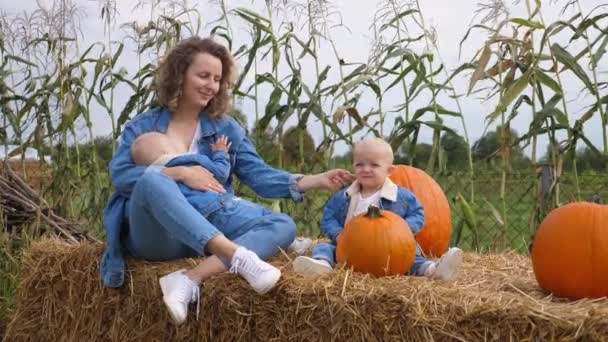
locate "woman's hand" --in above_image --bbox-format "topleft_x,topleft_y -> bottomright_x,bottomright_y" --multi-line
163,165 -> 226,193
296,169 -> 354,193
321,169 -> 355,191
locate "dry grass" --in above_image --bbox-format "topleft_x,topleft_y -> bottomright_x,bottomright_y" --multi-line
4,239 -> 608,341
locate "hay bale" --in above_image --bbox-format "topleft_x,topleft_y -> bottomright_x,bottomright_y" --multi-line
0,160 -> 49,192
4,239 -> 608,341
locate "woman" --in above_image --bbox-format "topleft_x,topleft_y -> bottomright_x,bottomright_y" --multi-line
101,36 -> 353,325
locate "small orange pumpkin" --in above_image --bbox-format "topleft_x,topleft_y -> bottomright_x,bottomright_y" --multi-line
336,206 -> 416,277
531,202 -> 608,299
389,165 -> 452,257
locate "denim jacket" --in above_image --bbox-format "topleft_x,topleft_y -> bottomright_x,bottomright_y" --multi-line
101,108 -> 304,288
321,178 -> 425,242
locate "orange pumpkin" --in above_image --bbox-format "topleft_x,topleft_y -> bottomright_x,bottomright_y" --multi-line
389,165 -> 451,257
531,202 -> 608,299
336,206 -> 416,277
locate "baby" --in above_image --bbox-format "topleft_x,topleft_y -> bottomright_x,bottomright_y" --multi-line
293,137 -> 463,280
130,131 -> 230,182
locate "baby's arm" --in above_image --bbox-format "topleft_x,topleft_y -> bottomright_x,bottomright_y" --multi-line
402,190 -> 425,235
211,135 -> 231,152
209,135 -> 232,183
321,192 -> 347,242
166,154 -> 228,184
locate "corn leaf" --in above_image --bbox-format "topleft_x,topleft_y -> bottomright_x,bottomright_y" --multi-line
551,43 -> 596,95
510,18 -> 544,29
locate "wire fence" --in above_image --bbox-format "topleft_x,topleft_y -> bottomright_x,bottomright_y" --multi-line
435,169 -> 608,253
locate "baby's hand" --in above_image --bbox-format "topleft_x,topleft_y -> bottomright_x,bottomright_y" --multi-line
211,135 -> 232,152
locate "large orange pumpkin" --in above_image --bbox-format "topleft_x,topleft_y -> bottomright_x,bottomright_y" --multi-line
389,165 -> 451,257
531,202 -> 608,299
336,206 -> 416,277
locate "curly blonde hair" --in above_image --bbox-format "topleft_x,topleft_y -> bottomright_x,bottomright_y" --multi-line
156,37 -> 237,118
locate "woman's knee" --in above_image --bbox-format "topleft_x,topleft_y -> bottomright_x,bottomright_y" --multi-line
133,169 -> 172,198
270,213 -> 296,248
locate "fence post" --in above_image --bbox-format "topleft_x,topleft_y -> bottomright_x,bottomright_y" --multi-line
529,164 -> 556,252
539,164 -> 554,202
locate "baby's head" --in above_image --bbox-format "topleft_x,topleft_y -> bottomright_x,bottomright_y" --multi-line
352,137 -> 394,191
131,132 -> 177,165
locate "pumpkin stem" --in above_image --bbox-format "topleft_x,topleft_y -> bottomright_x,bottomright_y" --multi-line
365,205 -> 383,219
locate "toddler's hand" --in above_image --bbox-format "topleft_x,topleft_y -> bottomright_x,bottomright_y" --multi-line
211,135 -> 232,152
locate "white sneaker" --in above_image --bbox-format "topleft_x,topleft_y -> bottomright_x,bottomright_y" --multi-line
159,269 -> 200,325
288,237 -> 313,255
229,247 -> 281,295
293,256 -> 333,277
431,247 -> 463,281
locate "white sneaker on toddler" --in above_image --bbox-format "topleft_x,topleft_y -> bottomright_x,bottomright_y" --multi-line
159,269 -> 200,325
230,247 -> 281,294
293,256 -> 333,277
287,237 -> 313,255
430,247 -> 463,281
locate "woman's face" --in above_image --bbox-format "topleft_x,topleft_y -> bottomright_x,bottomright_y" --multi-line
180,52 -> 222,110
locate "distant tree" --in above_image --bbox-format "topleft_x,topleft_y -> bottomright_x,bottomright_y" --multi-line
92,136 -> 115,166
330,150 -> 353,169
281,126 -> 316,168
542,144 -> 607,172
539,143 -> 558,165
577,147 -> 607,172
61,135 -> 115,168
395,143 -> 432,168
250,124 -> 279,167
440,132 -> 469,170
471,125 -> 529,170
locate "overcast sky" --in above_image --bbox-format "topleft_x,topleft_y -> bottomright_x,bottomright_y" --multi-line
3,0 -> 606,157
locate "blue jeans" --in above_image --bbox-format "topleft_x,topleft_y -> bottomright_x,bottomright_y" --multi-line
124,170 -> 296,265
312,242 -> 433,276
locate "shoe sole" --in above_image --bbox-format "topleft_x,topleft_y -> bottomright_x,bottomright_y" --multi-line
159,277 -> 186,325
293,257 -> 333,278
434,249 -> 463,282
